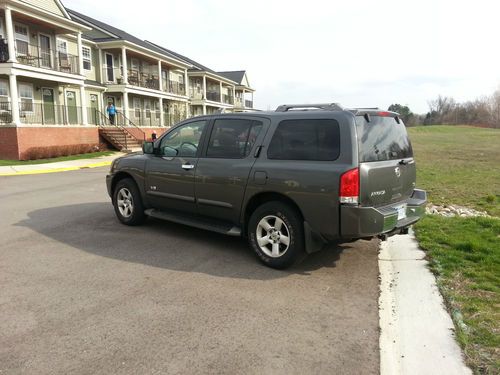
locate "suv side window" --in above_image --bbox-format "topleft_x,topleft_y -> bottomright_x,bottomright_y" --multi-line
267,119 -> 340,161
159,120 -> 206,157
206,118 -> 263,158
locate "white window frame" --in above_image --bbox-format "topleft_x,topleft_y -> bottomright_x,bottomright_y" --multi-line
133,97 -> 141,118
82,46 -> 91,71
38,32 -> 53,68
0,80 -> 10,111
56,38 -> 68,54
18,82 -> 34,113
14,22 -> 29,56
0,18 -> 5,39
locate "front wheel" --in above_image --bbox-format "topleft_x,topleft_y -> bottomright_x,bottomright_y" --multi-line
113,178 -> 146,226
248,201 -> 304,269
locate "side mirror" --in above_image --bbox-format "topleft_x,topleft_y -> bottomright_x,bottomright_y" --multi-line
161,146 -> 178,157
142,141 -> 154,154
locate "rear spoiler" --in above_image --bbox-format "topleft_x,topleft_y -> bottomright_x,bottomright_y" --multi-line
349,109 -> 401,124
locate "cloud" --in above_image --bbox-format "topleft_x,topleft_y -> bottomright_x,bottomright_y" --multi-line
63,0 -> 500,113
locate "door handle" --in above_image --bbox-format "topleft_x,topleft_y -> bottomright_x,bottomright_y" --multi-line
181,163 -> 195,170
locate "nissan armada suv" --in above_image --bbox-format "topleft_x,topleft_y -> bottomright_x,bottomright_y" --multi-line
106,103 -> 426,269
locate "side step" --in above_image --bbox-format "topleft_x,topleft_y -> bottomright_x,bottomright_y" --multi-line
144,209 -> 242,237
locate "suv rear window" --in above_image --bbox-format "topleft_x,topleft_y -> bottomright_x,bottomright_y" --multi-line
355,116 -> 413,162
267,119 -> 340,161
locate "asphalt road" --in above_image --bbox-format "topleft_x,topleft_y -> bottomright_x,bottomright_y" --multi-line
0,168 -> 380,375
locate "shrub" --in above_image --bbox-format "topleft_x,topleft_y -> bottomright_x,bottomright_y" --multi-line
22,143 -> 100,160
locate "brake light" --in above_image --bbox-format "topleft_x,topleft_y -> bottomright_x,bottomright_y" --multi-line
378,111 -> 391,117
339,168 -> 359,204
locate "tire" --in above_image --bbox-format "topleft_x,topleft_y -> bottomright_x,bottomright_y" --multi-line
248,201 -> 304,269
113,178 -> 146,226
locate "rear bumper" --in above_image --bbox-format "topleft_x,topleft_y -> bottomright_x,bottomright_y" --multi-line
340,189 -> 427,238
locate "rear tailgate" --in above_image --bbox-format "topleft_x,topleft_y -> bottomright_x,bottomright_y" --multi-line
355,113 -> 415,209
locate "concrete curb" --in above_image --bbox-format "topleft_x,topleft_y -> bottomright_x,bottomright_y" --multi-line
0,152 -> 125,177
378,231 -> 472,375
0,161 -> 112,176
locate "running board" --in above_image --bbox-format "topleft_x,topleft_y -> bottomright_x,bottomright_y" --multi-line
144,209 -> 241,237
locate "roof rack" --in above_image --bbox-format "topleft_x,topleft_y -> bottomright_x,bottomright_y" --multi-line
275,103 -> 344,112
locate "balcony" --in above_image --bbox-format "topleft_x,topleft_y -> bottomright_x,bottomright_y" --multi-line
2,41 -> 80,74
222,94 -> 234,105
167,80 -> 186,96
127,69 -> 159,90
206,91 -> 220,102
18,102 -> 83,125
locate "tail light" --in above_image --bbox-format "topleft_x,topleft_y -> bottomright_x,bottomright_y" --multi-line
339,167 -> 359,204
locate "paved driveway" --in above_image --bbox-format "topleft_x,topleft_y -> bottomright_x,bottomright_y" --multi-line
0,168 -> 380,374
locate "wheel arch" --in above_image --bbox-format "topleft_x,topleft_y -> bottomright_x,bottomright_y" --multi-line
243,192 -> 304,235
111,172 -> 141,201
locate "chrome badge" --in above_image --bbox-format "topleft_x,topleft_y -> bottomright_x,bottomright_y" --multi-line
394,167 -> 401,178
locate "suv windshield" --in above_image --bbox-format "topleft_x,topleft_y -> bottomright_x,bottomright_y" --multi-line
355,115 -> 413,162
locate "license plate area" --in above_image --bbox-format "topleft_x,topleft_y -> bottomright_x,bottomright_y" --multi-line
395,204 -> 407,220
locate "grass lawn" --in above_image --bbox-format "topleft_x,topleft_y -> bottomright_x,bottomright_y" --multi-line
408,125 -> 500,217
0,151 -> 116,166
410,125 -> 500,374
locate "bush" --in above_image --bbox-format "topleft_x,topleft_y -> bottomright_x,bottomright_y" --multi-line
23,143 -> 100,160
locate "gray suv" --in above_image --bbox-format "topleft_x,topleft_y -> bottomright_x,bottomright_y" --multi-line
106,103 -> 426,269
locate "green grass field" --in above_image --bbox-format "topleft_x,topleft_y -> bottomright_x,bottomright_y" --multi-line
410,125 -> 500,374
0,151 -> 116,166
408,126 -> 500,216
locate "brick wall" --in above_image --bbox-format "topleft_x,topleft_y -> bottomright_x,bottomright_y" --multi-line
0,127 -> 20,160
0,126 -> 170,160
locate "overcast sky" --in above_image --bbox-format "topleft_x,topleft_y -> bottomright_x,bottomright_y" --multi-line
64,0 -> 500,113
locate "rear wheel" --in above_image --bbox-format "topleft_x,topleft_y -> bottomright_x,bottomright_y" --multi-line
113,178 -> 146,226
248,201 -> 304,269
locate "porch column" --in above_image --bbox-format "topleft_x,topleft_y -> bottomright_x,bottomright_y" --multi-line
185,102 -> 189,119
121,47 -> 128,84
8,74 -> 20,125
5,7 -> 16,63
232,87 -> 235,107
79,85 -> 88,125
183,70 -> 188,96
219,82 -> 223,103
158,61 -> 162,91
123,90 -> 129,120
97,48 -> 104,83
77,32 -> 84,75
202,76 -> 207,100
242,89 -> 246,107
159,97 -> 163,126
202,104 -> 206,115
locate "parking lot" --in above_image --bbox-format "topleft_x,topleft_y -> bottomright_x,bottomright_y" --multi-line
1,168 -> 380,374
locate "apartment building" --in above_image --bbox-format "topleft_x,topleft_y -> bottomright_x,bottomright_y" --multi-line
0,0 -> 255,160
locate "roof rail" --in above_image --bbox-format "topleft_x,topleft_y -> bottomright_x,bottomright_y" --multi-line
275,103 -> 344,112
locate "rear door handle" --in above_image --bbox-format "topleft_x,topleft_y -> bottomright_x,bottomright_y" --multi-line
181,163 -> 195,170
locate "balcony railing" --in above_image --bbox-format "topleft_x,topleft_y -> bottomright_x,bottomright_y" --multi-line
10,41 -> 79,74
127,109 -> 186,127
222,94 -> 234,105
19,102 -> 83,125
0,101 -> 12,124
127,69 -> 159,90
206,91 -> 220,102
168,80 -> 186,96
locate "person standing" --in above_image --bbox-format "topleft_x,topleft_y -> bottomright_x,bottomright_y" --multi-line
106,102 -> 116,125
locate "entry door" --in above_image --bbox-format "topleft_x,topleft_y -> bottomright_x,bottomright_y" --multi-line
89,94 -> 99,125
39,34 -> 51,68
105,53 -> 114,82
145,120 -> 207,214
195,117 -> 268,223
42,88 -> 55,124
66,91 -> 78,124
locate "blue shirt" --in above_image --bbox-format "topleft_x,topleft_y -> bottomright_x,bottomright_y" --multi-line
106,105 -> 116,115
